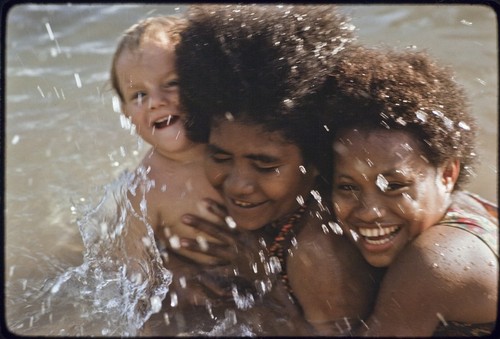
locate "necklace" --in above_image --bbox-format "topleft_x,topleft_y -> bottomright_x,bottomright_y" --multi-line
266,203 -> 309,295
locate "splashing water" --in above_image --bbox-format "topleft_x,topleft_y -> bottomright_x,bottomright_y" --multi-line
8,171 -> 171,336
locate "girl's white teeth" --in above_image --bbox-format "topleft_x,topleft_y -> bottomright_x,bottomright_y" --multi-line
359,225 -> 399,237
234,200 -> 255,207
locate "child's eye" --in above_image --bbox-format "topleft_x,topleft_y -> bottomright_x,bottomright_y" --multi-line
162,79 -> 179,90
131,91 -> 147,103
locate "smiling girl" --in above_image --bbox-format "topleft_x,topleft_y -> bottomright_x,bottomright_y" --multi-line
326,46 -> 498,336
172,5 -> 382,335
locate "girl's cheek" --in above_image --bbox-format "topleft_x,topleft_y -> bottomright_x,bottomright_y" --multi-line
205,164 -> 225,188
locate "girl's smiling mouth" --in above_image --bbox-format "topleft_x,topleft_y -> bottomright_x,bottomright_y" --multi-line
357,225 -> 402,245
231,198 -> 267,209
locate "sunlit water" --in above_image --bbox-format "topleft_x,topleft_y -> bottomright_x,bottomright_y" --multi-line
4,4 -> 497,336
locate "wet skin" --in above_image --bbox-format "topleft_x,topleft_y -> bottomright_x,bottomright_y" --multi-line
205,119 -> 318,231
115,41 -> 196,157
331,128 -> 457,267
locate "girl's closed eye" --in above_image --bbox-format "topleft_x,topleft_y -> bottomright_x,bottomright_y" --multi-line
254,163 -> 280,173
337,183 -> 359,191
209,152 -> 231,163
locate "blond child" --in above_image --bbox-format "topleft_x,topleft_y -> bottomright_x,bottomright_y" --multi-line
109,16 -> 226,323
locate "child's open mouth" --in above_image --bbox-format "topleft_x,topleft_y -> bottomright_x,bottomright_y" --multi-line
152,115 -> 180,129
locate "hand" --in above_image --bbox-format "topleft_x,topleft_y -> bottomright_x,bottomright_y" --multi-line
180,198 -> 280,295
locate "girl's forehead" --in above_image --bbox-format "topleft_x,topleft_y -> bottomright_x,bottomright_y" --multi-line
334,128 -> 431,171
336,128 -> 420,150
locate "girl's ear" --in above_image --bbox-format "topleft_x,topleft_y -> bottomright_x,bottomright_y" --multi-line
441,159 -> 460,192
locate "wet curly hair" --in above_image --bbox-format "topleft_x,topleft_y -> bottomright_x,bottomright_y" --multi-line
324,46 -> 477,190
176,4 -> 355,184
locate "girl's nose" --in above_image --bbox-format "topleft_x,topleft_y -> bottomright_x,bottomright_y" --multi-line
224,168 -> 256,197
355,195 -> 385,223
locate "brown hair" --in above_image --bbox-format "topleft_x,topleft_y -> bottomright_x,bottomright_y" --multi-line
325,45 -> 477,190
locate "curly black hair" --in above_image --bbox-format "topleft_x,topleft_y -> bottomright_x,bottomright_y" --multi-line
176,4 -> 355,185
324,46 -> 477,190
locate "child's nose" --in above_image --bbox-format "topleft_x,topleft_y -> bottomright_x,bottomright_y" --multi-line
148,90 -> 174,110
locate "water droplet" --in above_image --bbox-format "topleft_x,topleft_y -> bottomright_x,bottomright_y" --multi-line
321,224 -> 329,234
476,78 -> 486,86
112,96 -> 121,113
460,19 -> 472,26
296,195 -> 305,206
163,312 -> 170,325
328,221 -> 343,235
396,117 -> 407,126
443,116 -> 454,130
436,312 -> 448,326
141,236 -> 152,248
74,73 -> 82,88
225,111 -> 234,121
415,109 -> 428,122
37,85 -> 45,98
169,235 -> 180,249
458,121 -> 471,130
196,235 -> 209,251
350,229 -> 360,242
432,263 -> 439,268
225,216 -> 237,229
299,165 -> 306,174
179,276 -> 186,288
150,295 -> 162,313
45,22 -> 55,40
11,135 -> 20,145
376,174 -> 389,192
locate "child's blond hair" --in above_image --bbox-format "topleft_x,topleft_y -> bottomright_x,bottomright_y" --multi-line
110,16 -> 187,101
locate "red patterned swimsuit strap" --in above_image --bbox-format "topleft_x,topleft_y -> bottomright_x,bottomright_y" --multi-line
267,204 -> 308,296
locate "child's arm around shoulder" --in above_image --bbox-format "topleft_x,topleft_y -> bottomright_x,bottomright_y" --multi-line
362,225 -> 498,336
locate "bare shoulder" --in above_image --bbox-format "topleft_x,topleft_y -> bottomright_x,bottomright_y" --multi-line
288,219 -> 381,334
369,225 -> 498,335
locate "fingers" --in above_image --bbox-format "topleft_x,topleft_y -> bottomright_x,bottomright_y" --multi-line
179,238 -> 236,264
182,214 -> 238,243
202,198 -> 228,219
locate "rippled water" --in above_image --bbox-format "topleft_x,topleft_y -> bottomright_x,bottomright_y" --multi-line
4,3 -> 498,336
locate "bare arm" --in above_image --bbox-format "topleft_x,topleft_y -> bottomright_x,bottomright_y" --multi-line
289,226 -> 382,335
360,226 -> 498,337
